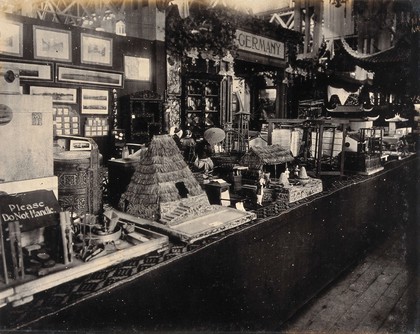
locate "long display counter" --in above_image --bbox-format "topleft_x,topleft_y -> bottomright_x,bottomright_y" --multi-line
1,156 -> 418,331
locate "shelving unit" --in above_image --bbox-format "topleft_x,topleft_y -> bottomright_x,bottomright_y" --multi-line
183,78 -> 221,136
119,91 -> 163,144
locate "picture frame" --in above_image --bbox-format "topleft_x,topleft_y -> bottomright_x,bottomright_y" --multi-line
69,140 -> 92,151
57,65 -> 123,87
124,55 -> 150,81
33,26 -> 72,62
0,20 -> 23,57
81,33 -> 113,66
81,89 -> 109,115
30,86 -> 77,103
0,60 -> 53,81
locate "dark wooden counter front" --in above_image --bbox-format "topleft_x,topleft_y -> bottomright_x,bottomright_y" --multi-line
4,157 -> 419,332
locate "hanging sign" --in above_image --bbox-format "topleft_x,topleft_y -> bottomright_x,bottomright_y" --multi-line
0,190 -> 61,231
235,30 -> 285,60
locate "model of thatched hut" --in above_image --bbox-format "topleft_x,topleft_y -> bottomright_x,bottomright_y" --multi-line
119,135 -> 211,226
239,145 -> 294,178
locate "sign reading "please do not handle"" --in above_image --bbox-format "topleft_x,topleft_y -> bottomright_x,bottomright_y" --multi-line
0,190 -> 61,231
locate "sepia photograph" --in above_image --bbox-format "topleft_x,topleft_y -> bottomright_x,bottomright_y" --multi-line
30,86 -> 77,103
0,0 -> 418,333
81,88 -> 109,114
33,25 -> 72,62
81,33 -> 113,66
0,19 -> 22,57
57,65 -> 123,87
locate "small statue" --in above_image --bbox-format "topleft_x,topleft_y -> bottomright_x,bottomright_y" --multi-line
298,166 -> 310,185
285,167 -> 290,180
279,172 -> 289,187
256,171 -> 266,206
294,165 -> 300,177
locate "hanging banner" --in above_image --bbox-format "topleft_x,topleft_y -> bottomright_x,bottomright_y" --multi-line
235,30 -> 285,60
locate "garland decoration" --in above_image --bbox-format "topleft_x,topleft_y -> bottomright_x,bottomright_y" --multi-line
166,5 -> 237,64
166,3 -> 302,65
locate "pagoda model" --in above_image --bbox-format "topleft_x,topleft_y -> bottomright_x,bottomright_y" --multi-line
385,114 -> 408,136
119,134 -> 211,225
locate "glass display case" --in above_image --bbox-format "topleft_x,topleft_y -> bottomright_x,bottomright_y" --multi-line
119,91 -> 163,144
183,78 -> 220,137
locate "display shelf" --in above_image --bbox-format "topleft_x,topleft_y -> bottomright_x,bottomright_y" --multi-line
119,91 -> 163,144
183,77 -> 221,136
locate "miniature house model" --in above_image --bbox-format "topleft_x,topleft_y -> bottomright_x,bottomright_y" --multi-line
120,135 -> 256,242
120,135 -> 210,225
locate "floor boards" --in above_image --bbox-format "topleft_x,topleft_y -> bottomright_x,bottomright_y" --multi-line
282,224 -> 417,333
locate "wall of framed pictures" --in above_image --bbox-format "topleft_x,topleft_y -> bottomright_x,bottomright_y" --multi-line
0,12 -> 165,100
0,12 -> 166,160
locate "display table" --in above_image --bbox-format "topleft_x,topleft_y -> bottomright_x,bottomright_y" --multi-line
107,158 -> 138,209
276,178 -> 323,203
0,157 -> 417,332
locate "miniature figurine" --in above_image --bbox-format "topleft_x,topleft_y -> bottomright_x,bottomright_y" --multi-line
170,126 -> 183,150
256,170 -> 266,206
180,130 -> 196,162
298,166 -> 310,185
279,172 -> 289,187
294,165 -> 300,177
194,139 -> 214,183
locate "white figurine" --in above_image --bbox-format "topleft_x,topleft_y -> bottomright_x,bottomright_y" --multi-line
256,171 -> 266,206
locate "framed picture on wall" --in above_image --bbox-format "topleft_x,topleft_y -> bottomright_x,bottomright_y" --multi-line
57,65 -> 123,87
30,86 -> 77,103
33,26 -> 72,62
0,20 -> 23,57
81,33 -> 113,66
124,55 -> 150,81
81,89 -> 109,115
0,61 -> 53,81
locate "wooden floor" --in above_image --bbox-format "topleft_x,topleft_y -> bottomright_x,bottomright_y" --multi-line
281,223 -> 419,333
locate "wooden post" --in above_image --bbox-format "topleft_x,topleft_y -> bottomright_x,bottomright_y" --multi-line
8,221 -> 24,280
59,212 -> 70,265
0,215 -> 9,284
340,125 -> 347,177
316,123 -> 324,177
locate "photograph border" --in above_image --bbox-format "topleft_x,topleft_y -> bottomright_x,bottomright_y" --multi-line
81,88 -> 109,115
0,60 -> 53,81
81,33 -> 113,67
124,55 -> 150,81
57,65 -> 123,87
33,25 -> 72,62
0,20 -> 23,57
30,86 -> 77,103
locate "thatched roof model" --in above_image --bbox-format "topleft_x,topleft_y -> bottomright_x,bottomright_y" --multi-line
240,145 -> 294,170
120,135 -> 206,221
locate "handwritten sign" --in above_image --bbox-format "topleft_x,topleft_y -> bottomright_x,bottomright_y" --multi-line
0,190 -> 61,231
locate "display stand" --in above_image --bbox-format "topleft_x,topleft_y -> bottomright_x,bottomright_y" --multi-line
54,135 -> 102,214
